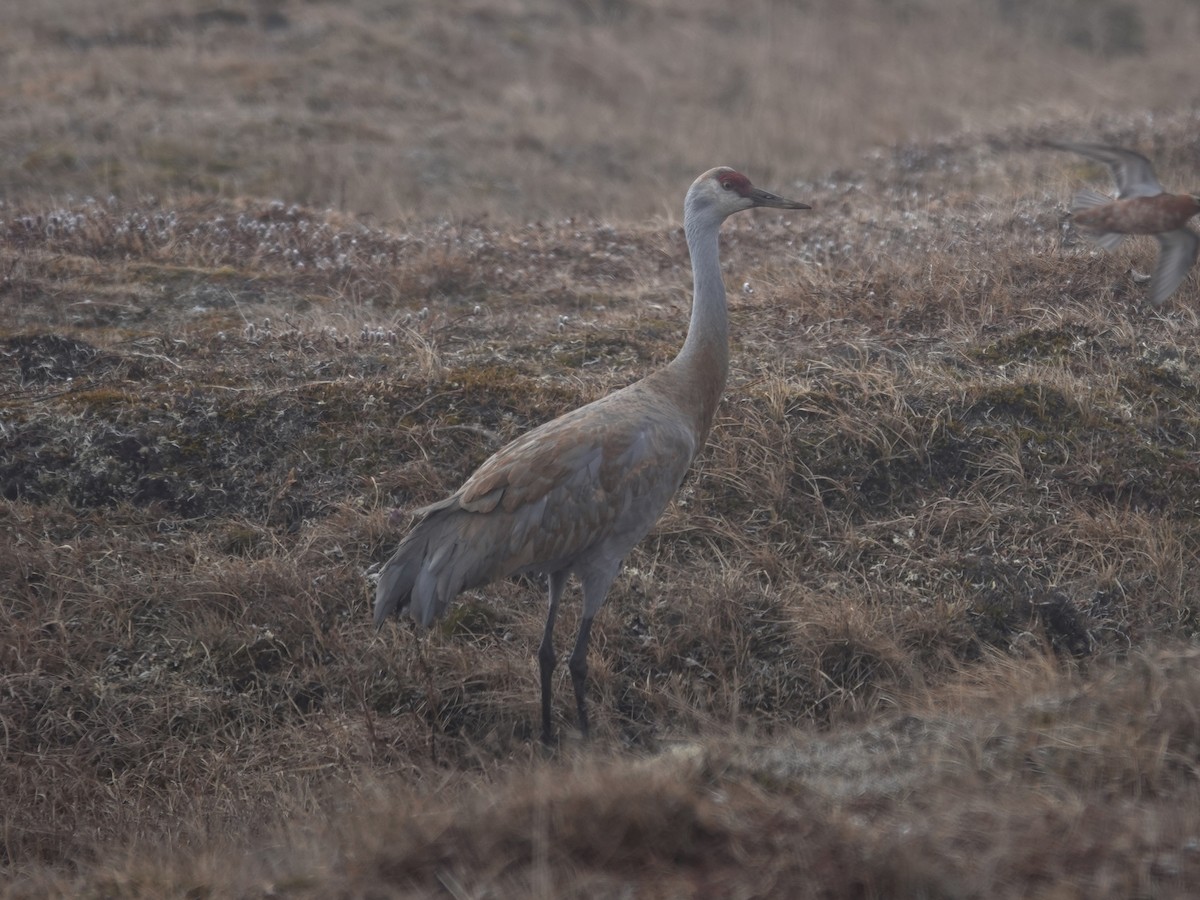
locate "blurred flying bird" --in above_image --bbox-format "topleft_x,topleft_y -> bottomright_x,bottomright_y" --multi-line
1048,141 -> 1200,307
374,167 -> 810,744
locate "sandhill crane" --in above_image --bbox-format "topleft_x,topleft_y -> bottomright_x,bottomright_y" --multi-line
1048,141 -> 1200,306
374,167 -> 810,744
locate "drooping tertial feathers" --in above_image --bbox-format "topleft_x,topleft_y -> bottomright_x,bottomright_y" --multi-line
1048,141 -> 1200,307
374,167 -> 810,744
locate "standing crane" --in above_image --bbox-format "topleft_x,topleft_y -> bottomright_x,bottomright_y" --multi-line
1048,141 -> 1200,307
374,168 -> 810,744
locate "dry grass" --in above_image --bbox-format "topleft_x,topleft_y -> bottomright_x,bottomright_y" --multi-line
5,0 -> 1200,897
5,0 -> 1200,221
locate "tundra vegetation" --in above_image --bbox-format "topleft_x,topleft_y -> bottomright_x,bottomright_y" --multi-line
4,1 -> 1200,896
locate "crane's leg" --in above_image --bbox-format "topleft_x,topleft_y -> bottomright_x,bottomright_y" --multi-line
570,563 -> 619,740
568,615 -> 594,739
538,570 -> 569,746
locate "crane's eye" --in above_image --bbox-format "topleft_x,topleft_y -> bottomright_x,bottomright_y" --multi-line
720,180 -> 734,191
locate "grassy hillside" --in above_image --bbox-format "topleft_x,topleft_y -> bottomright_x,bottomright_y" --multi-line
5,0 -> 1200,220
4,1 -> 1200,897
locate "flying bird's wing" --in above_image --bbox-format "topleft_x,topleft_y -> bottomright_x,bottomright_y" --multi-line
1048,141 -> 1165,199
1148,228 -> 1200,307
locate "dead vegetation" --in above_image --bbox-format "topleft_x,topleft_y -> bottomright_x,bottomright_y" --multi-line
6,0 -> 1200,221
5,0 -> 1200,896
6,119 -> 1200,893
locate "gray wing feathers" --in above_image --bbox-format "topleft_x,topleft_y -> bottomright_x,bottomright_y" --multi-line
373,489 -> 512,628
373,542 -> 420,626
1150,229 -> 1200,307
1049,141 -> 1164,198
1070,187 -> 1113,213
375,384 -> 703,629
373,503 -> 489,628
1090,232 -> 1127,252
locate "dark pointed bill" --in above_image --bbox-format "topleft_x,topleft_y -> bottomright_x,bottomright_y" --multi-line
749,187 -> 811,210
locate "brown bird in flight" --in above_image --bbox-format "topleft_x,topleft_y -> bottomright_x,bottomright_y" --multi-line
374,167 -> 810,744
1048,141 -> 1200,307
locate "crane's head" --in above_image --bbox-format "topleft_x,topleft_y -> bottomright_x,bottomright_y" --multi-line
685,167 -> 811,224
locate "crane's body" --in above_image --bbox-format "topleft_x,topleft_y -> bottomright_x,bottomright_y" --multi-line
374,167 -> 809,744
1049,141 -> 1200,307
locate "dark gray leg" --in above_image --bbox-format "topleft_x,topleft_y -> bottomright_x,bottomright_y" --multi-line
538,571 -> 568,745
568,615 -> 594,739
567,560 -> 620,740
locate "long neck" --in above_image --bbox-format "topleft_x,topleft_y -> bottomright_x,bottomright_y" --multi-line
662,207 -> 730,444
